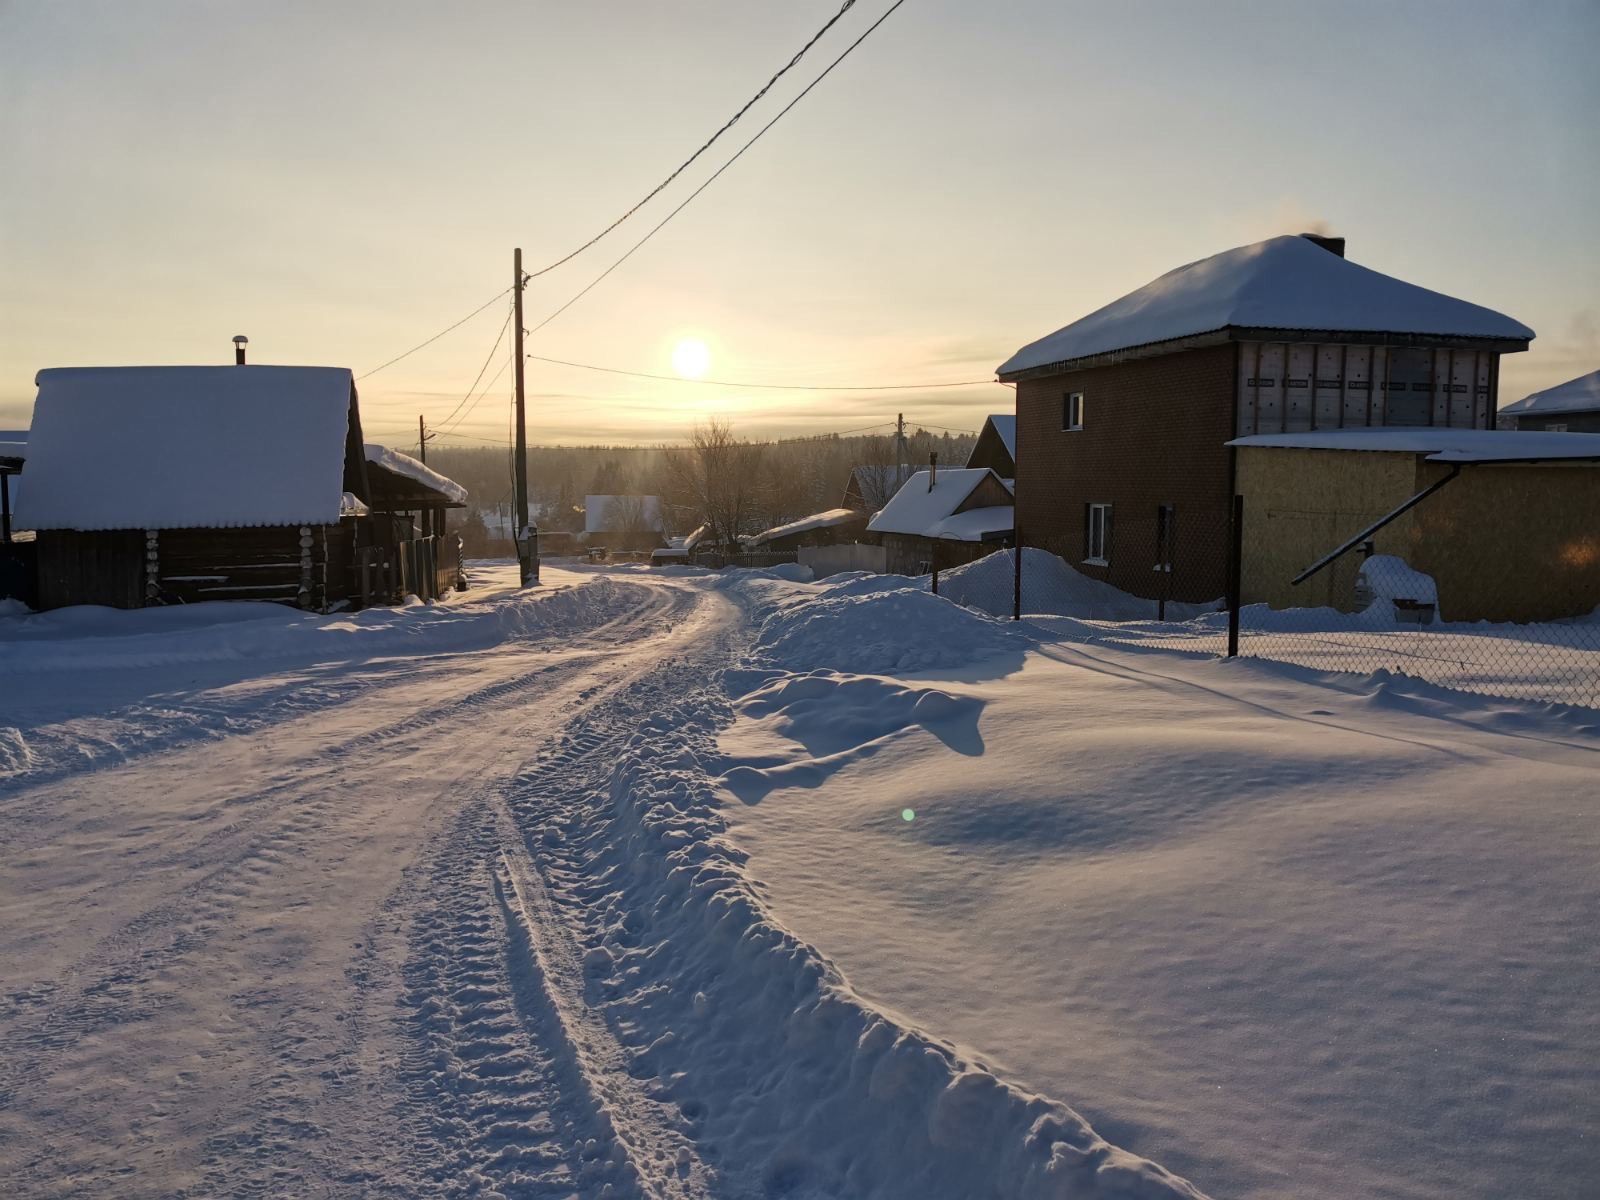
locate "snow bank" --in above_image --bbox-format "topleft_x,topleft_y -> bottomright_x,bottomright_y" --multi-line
743,580 -> 1027,674
588,684 -> 1208,1198
940,549 -> 1222,622
0,572 -> 645,676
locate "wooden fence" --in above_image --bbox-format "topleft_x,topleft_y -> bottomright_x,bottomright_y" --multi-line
355,535 -> 462,606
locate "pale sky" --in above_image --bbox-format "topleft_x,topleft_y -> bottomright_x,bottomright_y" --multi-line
2,0 -> 1596,449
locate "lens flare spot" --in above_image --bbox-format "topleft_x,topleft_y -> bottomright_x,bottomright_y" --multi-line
901,808 -> 916,822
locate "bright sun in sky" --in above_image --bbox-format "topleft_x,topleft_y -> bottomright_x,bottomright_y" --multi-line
671,338 -> 712,380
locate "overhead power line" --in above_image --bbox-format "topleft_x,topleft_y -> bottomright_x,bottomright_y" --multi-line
526,353 -> 996,391
357,287 -> 512,381
525,0 -> 860,281
433,301 -> 515,432
527,0 -> 911,339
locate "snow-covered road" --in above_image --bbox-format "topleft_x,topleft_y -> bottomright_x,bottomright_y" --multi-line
2,566 -> 1201,1199
1,568 -> 736,1196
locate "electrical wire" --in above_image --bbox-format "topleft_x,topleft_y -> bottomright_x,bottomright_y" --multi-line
525,353 -> 997,391
526,0 -> 910,339
433,302 -> 515,432
525,0 -> 859,281
357,287 -> 512,381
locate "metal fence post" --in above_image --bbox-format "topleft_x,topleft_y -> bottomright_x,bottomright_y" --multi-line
1012,529 -> 1022,620
1227,493 -> 1244,658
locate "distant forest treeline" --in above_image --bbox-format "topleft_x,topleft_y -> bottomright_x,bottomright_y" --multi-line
428,426 -> 977,537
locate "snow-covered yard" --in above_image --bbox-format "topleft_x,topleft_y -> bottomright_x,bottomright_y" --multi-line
2,561 -> 1595,1198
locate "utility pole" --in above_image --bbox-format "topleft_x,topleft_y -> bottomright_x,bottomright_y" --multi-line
896,412 -> 906,489
513,247 -> 538,584
418,414 -> 432,464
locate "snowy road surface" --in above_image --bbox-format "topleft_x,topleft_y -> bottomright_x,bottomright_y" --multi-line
0,565 -> 1200,1199
3,562 -> 1594,1199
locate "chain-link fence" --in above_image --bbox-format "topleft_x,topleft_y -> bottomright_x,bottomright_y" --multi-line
1235,507 -> 1600,709
930,496 -> 1599,711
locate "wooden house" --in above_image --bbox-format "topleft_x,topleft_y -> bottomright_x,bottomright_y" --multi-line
1498,368 -> 1600,432
866,464 -> 1013,576
16,365 -> 467,611
965,414 -> 1016,478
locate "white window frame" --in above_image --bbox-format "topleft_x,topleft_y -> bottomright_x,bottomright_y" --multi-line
1063,391 -> 1084,431
1085,502 -> 1111,566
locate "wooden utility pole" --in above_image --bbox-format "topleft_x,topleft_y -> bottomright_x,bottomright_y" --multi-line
513,248 -> 538,584
418,415 -> 431,464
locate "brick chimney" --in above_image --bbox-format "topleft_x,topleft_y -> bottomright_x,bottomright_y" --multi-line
927,452 -> 937,492
1301,233 -> 1345,258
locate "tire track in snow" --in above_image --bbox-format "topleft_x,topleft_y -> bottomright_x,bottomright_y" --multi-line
0,578 -> 712,1194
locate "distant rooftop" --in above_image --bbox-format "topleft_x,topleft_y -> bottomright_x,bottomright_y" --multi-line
1499,368 -> 1600,417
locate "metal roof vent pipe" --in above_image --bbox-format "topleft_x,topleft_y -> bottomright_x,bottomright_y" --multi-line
232,334 -> 249,365
928,451 -> 937,492
1301,233 -> 1345,258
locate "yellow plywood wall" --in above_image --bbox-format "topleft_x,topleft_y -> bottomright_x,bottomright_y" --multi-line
1238,448 -> 1600,621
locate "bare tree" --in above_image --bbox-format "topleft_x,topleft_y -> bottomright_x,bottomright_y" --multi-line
665,420 -> 765,550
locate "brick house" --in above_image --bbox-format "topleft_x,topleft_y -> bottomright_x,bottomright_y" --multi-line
997,234 -> 1533,602
1498,368 -> 1600,432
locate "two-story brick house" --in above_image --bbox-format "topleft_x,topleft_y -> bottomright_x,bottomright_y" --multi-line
997,233 -> 1534,601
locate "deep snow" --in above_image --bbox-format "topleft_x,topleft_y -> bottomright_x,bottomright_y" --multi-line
713,569 -> 1600,1200
4,561 -> 1595,1199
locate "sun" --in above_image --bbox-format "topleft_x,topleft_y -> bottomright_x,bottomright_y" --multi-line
670,338 -> 711,380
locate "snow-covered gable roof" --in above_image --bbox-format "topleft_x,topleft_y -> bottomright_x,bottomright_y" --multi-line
584,494 -> 664,535
1500,368 -> 1600,417
17,366 -> 355,531
998,235 -> 1534,379
364,443 -> 468,504
867,468 -> 1013,541
747,507 -> 861,547
1230,428 -> 1600,463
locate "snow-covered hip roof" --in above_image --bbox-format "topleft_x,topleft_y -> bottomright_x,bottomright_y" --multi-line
364,443 -> 468,504
1230,428 -> 1600,463
17,366 -> 356,531
998,235 -> 1534,379
1499,368 -> 1600,417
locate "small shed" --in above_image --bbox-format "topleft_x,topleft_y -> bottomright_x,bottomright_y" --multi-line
965,414 -> 1016,478
746,507 -> 871,551
866,466 -> 1013,576
16,365 -> 468,610
1498,368 -> 1600,432
1231,428 -> 1600,622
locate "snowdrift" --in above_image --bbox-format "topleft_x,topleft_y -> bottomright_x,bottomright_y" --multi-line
745,581 -> 1028,675
594,684 -> 1209,1198
940,548 -> 1221,622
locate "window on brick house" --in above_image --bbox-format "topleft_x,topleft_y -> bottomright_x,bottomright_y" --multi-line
1084,503 -> 1112,565
1546,422 -> 1569,432
1063,392 -> 1084,431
